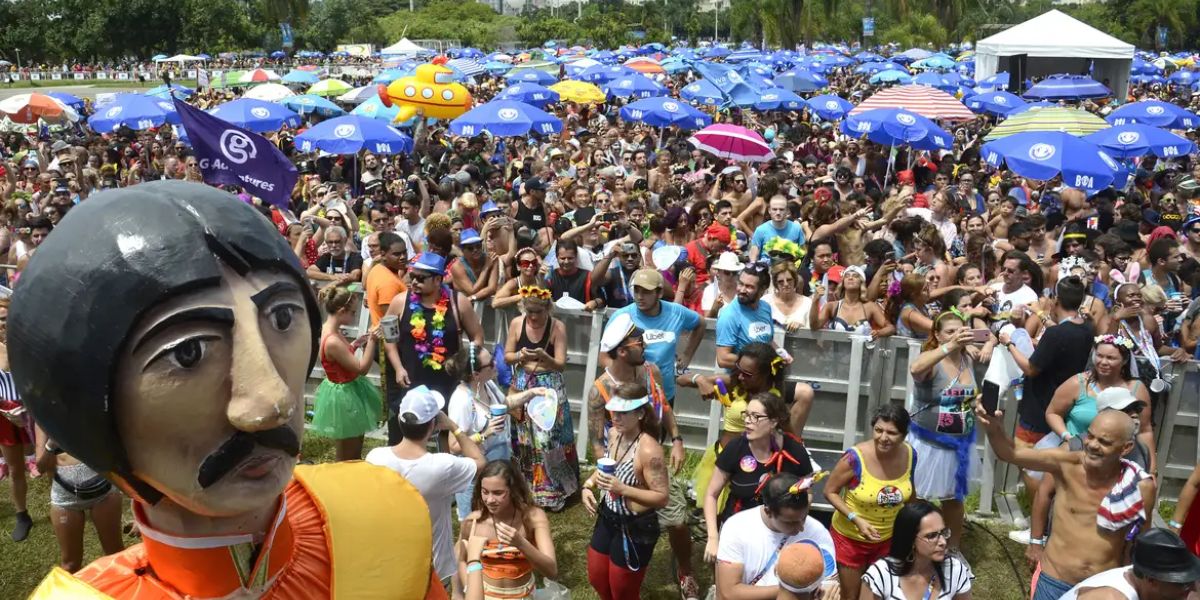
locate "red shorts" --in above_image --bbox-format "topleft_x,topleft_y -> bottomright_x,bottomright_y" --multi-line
1015,421 -> 1047,446
832,528 -> 892,570
0,415 -> 31,447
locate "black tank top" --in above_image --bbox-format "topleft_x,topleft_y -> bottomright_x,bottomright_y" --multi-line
515,198 -> 547,230
398,286 -> 461,396
515,316 -> 556,357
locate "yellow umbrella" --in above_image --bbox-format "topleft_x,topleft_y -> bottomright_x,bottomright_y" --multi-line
550,80 -> 606,104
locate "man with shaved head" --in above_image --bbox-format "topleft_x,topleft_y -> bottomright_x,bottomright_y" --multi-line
978,406 -> 1156,600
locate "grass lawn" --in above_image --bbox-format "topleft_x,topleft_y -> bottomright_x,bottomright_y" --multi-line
0,433 -> 1036,599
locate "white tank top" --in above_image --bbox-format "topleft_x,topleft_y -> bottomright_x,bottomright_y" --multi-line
1061,567 -> 1137,600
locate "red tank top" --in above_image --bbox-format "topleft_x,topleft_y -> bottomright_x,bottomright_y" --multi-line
319,334 -> 358,384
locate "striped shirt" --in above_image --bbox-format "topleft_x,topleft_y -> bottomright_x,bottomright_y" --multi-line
862,557 -> 972,599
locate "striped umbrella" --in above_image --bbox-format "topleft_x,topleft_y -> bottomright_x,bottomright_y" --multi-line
624,57 -> 665,75
984,107 -> 1110,141
308,79 -> 354,97
0,93 -> 77,124
238,68 -> 282,84
446,58 -> 485,78
849,85 -> 974,121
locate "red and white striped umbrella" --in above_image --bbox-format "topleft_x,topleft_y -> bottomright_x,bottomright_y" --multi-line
688,124 -> 774,162
0,93 -> 77,124
238,68 -> 282,84
849,85 -> 974,122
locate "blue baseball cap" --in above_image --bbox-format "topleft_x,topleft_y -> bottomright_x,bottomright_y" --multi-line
410,252 -> 447,274
480,200 -> 501,215
460,228 -> 482,245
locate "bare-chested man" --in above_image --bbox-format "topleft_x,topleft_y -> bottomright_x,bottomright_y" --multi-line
977,407 -> 1156,600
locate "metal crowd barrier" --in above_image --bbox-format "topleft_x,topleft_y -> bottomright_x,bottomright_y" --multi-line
302,288 -> 1200,518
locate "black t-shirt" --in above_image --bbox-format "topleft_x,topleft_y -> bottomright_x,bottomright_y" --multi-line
715,434 -> 813,524
314,252 -> 363,275
548,268 -> 590,304
1020,320 -> 1095,433
515,198 -> 547,231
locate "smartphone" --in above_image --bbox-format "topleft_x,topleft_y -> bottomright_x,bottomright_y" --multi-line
971,329 -> 990,343
981,381 -> 1001,415
601,212 -> 621,223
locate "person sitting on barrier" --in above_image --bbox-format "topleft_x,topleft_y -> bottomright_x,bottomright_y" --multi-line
810,264 -> 893,337
977,406 -> 1157,600
824,403 -> 915,600
493,247 -> 546,310
505,284 -> 580,511
702,391 -> 814,564
714,472 -> 837,600
587,312 -> 699,599
764,260 -> 812,332
310,285 -> 382,462
456,460 -> 558,600
860,500 -> 973,600
449,228 -> 500,304
582,382 -> 670,600
885,273 -> 934,338
908,308 -> 979,555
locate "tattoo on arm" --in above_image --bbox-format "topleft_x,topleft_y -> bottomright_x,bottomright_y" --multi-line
646,455 -> 669,492
588,389 -> 607,456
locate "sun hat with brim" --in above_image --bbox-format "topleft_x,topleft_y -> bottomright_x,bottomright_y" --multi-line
605,394 -> 650,413
1133,528 -> 1200,584
711,251 -> 744,273
599,312 -> 643,353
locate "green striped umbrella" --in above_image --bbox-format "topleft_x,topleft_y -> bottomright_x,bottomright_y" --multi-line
307,79 -> 353,97
984,106 -> 1110,140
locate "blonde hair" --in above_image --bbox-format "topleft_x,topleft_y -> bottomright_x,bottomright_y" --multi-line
1141,285 -> 1167,305
318,285 -> 356,314
424,212 -> 452,234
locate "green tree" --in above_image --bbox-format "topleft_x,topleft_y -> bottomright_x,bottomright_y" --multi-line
258,0 -> 311,26
1126,0 -> 1196,49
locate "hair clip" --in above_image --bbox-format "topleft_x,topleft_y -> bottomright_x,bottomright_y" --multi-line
787,471 -> 829,495
771,356 -> 784,375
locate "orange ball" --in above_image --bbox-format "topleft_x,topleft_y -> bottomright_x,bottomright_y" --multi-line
777,543 -> 826,591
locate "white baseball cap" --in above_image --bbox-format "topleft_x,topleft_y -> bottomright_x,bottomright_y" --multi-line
399,385 -> 445,424
1096,387 -> 1141,413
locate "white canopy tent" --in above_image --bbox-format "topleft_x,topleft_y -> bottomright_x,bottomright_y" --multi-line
156,54 -> 207,63
975,10 -> 1133,98
380,38 -> 430,58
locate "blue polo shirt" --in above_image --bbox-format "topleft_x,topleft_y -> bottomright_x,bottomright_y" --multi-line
716,299 -> 774,351
613,300 -> 701,402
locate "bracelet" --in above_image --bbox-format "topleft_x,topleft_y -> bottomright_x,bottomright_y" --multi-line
449,427 -> 462,437
846,512 -> 858,523
1030,537 -> 1046,546
940,345 -> 950,356
470,433 -> 484,444
690,374 -> 700,386
1170,519 -> 1183,529
466,561 -> 483,573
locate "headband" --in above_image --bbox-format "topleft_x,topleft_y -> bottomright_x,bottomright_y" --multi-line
934,307 -> 967,327
518,285 -> 552,300
1094,334 -> 1136,351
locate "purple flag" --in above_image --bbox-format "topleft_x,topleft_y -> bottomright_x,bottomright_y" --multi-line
172,98 -> 297,209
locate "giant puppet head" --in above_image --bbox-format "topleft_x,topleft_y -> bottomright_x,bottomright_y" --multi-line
9,180 -> 320,516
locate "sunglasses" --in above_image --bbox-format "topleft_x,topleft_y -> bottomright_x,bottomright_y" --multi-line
463,243 -> 483,252
518,259 -> 539,268
735,365 -> 759,380
410,272 -> 435,284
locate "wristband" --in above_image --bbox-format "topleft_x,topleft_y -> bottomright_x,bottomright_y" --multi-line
690,374 -> 700,386
466,561 -> 483,573
1170,520 -> 1183,529
846,512 -> 858,523
471,433 -> 484,444
940,345 -> 949,356
1029,537 -> 1046,546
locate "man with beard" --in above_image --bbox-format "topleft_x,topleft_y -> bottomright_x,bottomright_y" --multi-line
16,181 -> 446,598
586,314 -> 698,599
715,262 -> 776,370
306,225 -> 363,286
591,241 -> 647,310
978,407 -> 1156,600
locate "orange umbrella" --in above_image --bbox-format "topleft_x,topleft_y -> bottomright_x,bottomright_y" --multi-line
0,93 -> 73,124
624,58 -> 665,75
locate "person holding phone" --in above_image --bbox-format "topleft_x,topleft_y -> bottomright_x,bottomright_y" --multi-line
908,309 -> 979,554
311,285 -> 381,462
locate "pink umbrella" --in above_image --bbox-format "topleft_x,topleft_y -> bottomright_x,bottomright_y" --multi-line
688,124 -> 774,162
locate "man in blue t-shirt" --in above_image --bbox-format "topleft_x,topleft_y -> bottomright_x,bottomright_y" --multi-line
613,269 -> 705,403
749,195 -> 805,261
716,263 -> 776,368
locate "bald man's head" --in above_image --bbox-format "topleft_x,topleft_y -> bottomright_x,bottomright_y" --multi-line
1084,410 -> 1136,467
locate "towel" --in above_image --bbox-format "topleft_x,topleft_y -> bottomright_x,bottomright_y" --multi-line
1097,458 -> 1151,532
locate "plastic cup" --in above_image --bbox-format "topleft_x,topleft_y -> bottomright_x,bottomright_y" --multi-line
596,457 -> 617,475
380,315 -> 400,343
490,404 -> 507,417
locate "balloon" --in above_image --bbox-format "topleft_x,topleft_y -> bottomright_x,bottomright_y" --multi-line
380,63 -> 473,124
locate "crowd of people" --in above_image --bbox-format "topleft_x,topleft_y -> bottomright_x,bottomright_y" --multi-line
4,41 -> 1200,600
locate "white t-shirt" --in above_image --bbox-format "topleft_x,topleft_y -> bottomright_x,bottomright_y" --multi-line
990,283 -> 1038,316
862,556 -> 972,599
365,448 -> 477,582
447,381 -> 509,458
396,217 -> 427,253
716,507 -> 836,592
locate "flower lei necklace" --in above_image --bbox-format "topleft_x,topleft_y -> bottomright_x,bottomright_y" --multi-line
410,287 -> 451,370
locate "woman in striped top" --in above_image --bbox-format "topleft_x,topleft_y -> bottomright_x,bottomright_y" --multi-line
862,501 -> 972,600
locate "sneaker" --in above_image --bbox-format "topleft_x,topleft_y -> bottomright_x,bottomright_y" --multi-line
679,574 -> 700,600
1008,528 -> 1032,545
24,457 -> 39,479
11,511 -> 31,542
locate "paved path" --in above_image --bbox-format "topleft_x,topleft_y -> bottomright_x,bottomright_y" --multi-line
0,85 -> 146,100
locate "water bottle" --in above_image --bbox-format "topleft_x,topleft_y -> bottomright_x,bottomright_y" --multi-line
1012,378 -> 1024,404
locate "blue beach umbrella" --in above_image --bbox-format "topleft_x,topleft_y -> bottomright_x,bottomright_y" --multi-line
964,91 -> 1028,116
618,96 -> 711,129
209,98 -> 301,132
805,95 -> 854,120
282,94 -> 345,117
505,69 -> 557,85
774,69 -> 828,93
754,88 -> 806,112
577,64 -> 636,84
605,73 -> 665,99
1023,74 -> 1110,100
449,100 -> 563,137
350,96 -> 401,122
1084,124 -> 1195,159
282,70 -> 321,85
295,115 -> 413,155
680,79 -> 726,106
496,83 -> 560,108
1169,70 -> 1197,86
841,108 -> 952,151
88,94 -> 171,132
1107,100 -> 1199,129
869,70 -> 913,85
45,92 -> 84,111
976,71 -> 1010,91
146,83 -> 194,99
981,131 -> 1119,190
